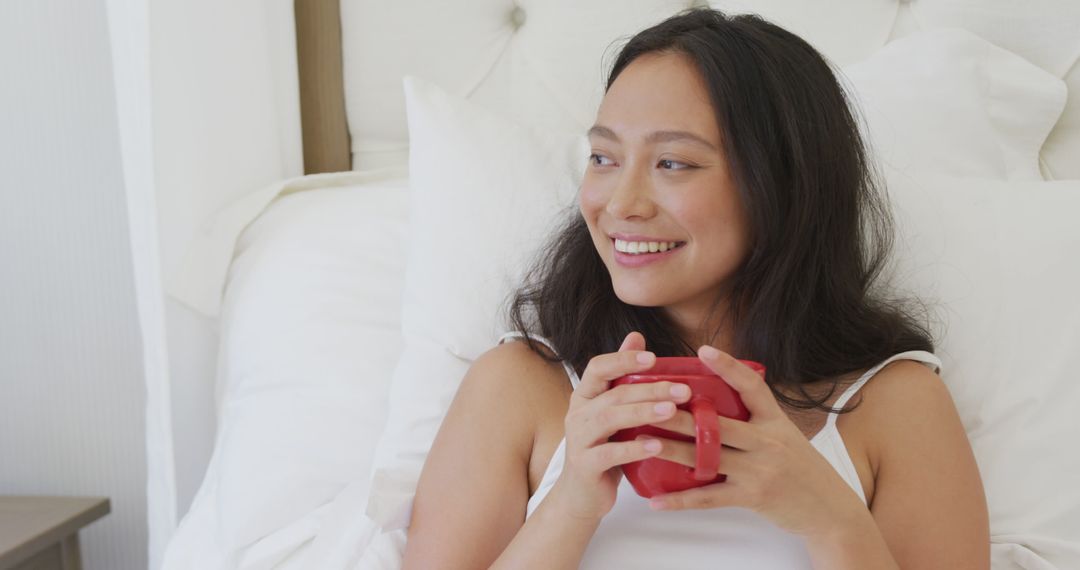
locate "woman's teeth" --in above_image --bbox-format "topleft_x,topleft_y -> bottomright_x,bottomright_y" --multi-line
614,239 -> 685,254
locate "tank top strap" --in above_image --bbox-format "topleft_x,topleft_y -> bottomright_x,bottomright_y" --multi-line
497,331 -> 581,390
823,350 -> 942,430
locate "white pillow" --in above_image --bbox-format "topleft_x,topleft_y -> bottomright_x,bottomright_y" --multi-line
890,0 -> 1080,180
362,29 -> 1073,560
363,74 -> 587,533
884,168 -> 1080,567
1042,61 -> 1080,180
163,176 -> 411,567
841,28 -> 1065,181
908,0 -> 1080,79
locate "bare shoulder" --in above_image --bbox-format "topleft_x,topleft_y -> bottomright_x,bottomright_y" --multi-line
469,339 -> 574,418
858,359 -> 952,413
847,359 -> 991,568
402,339 -> 571,569
435,337 -> 570,469
841,360 -> 957,482
484,338 -> 577,472
479,337 -> 567,384
849,360 -> 957,465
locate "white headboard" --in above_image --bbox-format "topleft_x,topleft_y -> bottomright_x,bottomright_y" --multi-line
340,0 -> 904,170
325,0 -> 1079,179
291,1 -> 1079,176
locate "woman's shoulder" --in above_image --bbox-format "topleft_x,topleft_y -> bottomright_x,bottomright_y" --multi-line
839,359 -> 989,565
480,336 -> 566,380
851,358 -> 951,434
406,340 -> 574,567
483,338 -> 577,494
862,357 -> 946,399
468,338 -> 575,417
839,359 -> 957,492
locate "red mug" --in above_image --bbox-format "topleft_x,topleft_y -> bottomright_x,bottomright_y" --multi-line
609,356 -> 766,498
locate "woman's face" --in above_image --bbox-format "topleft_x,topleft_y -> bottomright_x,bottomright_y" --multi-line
580,51 -> 750,332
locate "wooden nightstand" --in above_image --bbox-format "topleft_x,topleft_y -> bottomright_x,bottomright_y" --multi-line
0,496 -> 110,570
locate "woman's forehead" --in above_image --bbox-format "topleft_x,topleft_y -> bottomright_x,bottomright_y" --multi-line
596,52 -> 719,144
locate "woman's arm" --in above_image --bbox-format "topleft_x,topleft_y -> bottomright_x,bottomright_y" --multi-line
833,360 -> 991,569
403,341 -> 600,569
489,483 -> 603,570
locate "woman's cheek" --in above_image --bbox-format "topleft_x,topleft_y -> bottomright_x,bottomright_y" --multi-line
578,180 -> 607,219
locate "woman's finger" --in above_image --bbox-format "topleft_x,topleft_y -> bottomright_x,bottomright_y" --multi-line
620,330 -> 645,353
575,332 -> 654,400
599,381 -> 692,408
649,471 -> 748,511
697,346 -> 780,421
637,435 -> 695,469
636,435 -> 750,477
583,400 -> 679,444
647,409 -> 695,435
713,415 -> 758,451
589,438 -> 664,472
649,411 -> 759,451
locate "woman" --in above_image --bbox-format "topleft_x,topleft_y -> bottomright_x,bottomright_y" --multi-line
403,7 -> 989,569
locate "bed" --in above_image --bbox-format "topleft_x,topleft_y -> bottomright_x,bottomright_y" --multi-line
161,1 -> 1080,568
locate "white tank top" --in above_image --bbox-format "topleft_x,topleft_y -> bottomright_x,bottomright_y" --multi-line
497,331 -> 941,569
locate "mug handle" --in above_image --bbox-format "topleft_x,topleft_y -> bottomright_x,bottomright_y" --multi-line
690,396 -> 721,481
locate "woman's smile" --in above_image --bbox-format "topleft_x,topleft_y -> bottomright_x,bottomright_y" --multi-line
612,238 -> 688,268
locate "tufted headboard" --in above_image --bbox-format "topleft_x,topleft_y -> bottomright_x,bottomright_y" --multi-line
295,0 -> 1079,179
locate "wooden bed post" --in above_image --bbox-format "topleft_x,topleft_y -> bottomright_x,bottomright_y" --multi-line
294,0 -> 352,173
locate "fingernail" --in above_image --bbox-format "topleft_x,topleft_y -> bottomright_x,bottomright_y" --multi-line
654,402 -> 674,414
670,384 -> 690,398
637,351 -> 655,365
699,346 -> 721,360
650,499 -> 668,510
643,439 -> 661,453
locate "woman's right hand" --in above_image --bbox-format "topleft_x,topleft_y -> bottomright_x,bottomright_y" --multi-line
548,331 -> 692,520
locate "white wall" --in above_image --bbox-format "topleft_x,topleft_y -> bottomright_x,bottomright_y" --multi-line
0,0 -> 302,565
148,0 -> 301,523
0,1 -> 148,568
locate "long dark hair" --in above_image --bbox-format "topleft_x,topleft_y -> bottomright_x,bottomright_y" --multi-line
502,7 -> 933,414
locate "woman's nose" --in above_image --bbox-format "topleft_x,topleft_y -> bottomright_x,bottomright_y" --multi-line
605,167 -> 656,220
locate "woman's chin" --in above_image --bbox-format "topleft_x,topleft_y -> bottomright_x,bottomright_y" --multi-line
612,285 -> 668,308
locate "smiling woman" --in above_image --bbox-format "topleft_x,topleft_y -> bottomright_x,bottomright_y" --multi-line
511,14 -> 935,396
580,50 -> 750,347
403,6 -> 989,570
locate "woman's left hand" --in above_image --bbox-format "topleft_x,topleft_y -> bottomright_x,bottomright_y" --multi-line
642,345 -> 866,539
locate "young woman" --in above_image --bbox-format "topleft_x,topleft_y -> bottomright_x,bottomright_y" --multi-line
403,7 -> 989,569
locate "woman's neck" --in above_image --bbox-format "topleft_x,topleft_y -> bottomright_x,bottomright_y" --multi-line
664,299 -> 737,355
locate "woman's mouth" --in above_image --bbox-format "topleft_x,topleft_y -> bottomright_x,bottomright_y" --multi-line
612,238 -> 687,267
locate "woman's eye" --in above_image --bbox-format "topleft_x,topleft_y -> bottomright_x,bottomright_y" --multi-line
589,153 -> 614,167
658,159 -> 691,171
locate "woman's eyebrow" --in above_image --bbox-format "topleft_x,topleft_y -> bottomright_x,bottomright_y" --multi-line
587,124 -> 717,151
